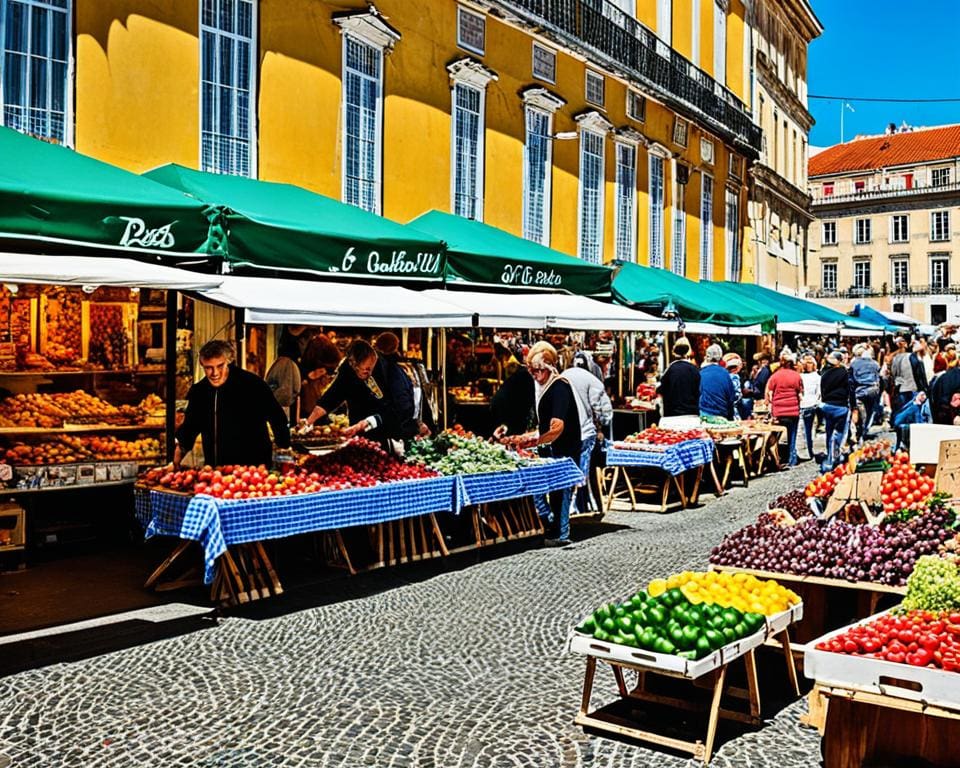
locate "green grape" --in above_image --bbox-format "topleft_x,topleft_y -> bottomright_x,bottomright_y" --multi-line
902,556 -> 960,612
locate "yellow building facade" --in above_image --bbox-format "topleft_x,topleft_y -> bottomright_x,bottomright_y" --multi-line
22,0 -> 762,280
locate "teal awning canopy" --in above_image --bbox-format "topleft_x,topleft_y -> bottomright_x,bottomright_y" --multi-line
612,261 -> 777,331
718,282 -> 885,332
145,164 -> 446,283
0,128 -> 221,256
409,210 -> 613,297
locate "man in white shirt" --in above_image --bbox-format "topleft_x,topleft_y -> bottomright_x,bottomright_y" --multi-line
562,363 -> 613,515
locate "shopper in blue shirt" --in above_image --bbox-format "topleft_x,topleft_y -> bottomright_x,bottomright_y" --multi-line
699,344 -> 736,420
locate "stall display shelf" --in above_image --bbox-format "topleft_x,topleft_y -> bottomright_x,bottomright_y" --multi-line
0,424 -> 164,435
804,610 -> 960,711
0,368 -> 163,377
2,478 -> 137,494
711,565 -> 908,596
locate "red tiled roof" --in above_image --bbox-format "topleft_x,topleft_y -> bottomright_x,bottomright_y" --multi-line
808,124 -> 960,177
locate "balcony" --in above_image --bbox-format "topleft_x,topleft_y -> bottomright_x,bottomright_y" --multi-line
490,0 -> 762,155
812,180 -> 960,206
809,284 -> 957,299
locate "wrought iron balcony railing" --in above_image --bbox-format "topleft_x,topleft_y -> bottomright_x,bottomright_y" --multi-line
491,0 -> 762,154
809,284 -> 958,299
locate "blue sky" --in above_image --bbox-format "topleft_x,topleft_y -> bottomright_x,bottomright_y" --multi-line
808,0 -> 960,147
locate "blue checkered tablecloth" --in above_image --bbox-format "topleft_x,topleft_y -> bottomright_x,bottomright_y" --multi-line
139,475 -> 458,584
604,439 -> 715,476
454,458 -> 583,507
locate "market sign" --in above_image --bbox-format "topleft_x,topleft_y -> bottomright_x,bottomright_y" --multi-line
144,165 -> 446,284
0,127 -> 221,257
409,210 -> 612,297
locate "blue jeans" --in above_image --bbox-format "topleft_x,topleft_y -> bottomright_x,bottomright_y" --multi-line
776,415 -> 799,466
857,392 -> 880,441
534,486 -> 573,541
800,406 -> 818,459
820,404 -> 849,472
576,435 -> 596,514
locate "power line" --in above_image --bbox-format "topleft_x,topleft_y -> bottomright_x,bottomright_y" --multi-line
810,95 -> 960,103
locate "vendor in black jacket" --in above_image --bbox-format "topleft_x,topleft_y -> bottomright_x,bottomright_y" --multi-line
303,339 -> 411,441
174,339 -> 291,468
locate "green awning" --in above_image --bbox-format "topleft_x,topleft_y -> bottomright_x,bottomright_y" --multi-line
718,282 -> 884,332
612,261 -> 777,331
408,210 -> 612,297
0,127 -> 221,256
145,164 -> 446,283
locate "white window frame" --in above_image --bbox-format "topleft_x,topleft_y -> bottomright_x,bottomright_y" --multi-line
853,260 -> 871,291
930,255 -> 950,291
672,117 -> 689,147
699,172 -> 714,279
531,43 -> 556,84
700,138 -> 714,165
448,59 -> 496,222
822,220 -> 837,246
626,90 -> 645,122
577,127 -> 606,264
335,14 -> 399,214
199,0 -> 258,177
456,5 -> 485,56
855,217 -> 872,245
585,70 -> 605,108
649,150 -> 666,269
521,88 -> 563,246
1,0 -> 74,146
724,187 -> 740,281
821,262 -> 837,293
931,210 -> 950,242
614,139 -> 638,263
713,0 -> 727,86
932,167 -> 952,187
889,214 -> 909,244
672,160 -> 687,276
891,258 -> 909,293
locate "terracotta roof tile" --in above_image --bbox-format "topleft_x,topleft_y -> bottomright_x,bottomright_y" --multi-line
808,124 -> 960,177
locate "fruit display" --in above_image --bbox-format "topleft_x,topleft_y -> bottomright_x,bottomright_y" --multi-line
0,391 -> 145,428
647,570 -> 801,617
407,427 -> 531,475
4,435 -> 160,465
814,609 -> 960,672
574,583 -> 767,659
139,394 -> 165,412
901,555 -> 960,613
300,438 -> 439,486
768,490 -> 814,519
88,304 -> 130,369
617,426 -> 709,451
292,413 -> 350,447
634,383 -> 657,401
710,503 -> 957,586
449,386 -> 489,404
41,286 -> 82,365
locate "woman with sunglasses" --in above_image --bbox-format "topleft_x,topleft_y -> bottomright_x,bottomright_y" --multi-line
504,341 -> 581,547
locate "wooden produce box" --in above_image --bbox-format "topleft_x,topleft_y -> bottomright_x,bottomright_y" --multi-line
805,610 -> 960,712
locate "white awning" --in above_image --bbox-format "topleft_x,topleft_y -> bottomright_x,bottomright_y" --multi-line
683,322 -> 762,336
0,252 -> 224,290
196,275 -> 474,328
422,289 -> 672,331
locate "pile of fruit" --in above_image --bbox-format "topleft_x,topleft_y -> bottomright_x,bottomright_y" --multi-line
634,383 -> 657,401
648,570 -> 801,617
618,426 -> 709,451
139,394 -> 165,412
42,286 -> 83,365
88,304 -> 129,369
292,413 -> 350,446
575,580 -> 768,659
0,391 -> 144,428
407,427 -> 530,475
710,503 -> 957,586
299,438 -> 439,486
815,609 -> 960,671
5,435 -> 160,465
768,490 -> 814,519
902,555 -> 960,613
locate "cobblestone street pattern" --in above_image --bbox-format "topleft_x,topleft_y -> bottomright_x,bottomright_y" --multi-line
0,465 -> 824,767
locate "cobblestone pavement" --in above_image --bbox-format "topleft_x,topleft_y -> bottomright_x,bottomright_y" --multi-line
0,462 -> 825,768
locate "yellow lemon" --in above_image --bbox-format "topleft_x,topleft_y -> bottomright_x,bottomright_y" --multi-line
648,579 -> 667,598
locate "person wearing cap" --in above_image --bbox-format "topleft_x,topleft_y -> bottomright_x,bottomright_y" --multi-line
850,345 -> 881,443
820,350 -> 854,471
745,351 -> 772,403
766,349 -> 803,466
723,353 -> 745,418
799,354 -> 821,461
699,344 -> 736,420
658,339 -> 700,418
